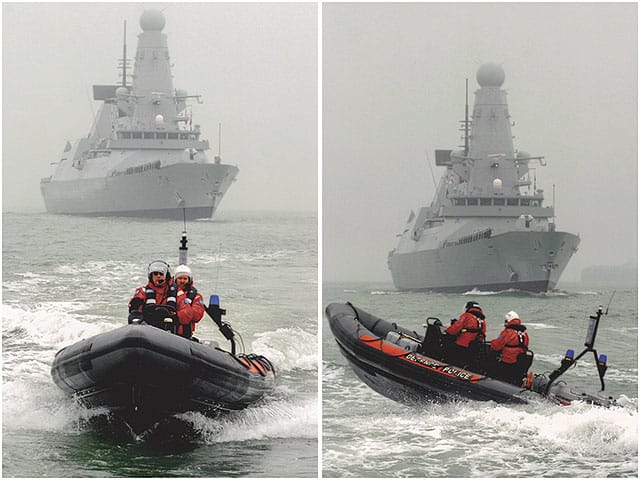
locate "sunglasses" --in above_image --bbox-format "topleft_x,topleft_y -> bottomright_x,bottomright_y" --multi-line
151,271 -> 166,276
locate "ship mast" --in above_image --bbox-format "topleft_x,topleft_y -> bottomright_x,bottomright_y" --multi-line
121,21 -> 127,87
463,78 -> 469,157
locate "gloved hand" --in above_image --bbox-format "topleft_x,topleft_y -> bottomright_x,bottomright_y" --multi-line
128,311 -> 143,324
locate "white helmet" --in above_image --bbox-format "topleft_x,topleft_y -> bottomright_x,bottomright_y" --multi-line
174,264 -> 192,280
504,311 -> 519,322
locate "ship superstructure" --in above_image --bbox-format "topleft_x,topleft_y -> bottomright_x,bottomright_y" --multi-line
40,9 -> 238,219
388,63 -> 579,292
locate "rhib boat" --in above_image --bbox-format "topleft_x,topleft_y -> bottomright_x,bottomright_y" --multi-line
326,302 -> 616,408
51,229 -> 275,435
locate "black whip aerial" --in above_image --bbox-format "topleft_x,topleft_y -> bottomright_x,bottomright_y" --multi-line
179,208 -> 188,265
544,304 -> 611,394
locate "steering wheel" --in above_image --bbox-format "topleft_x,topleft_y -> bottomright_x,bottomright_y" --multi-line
142,304 -> 177,332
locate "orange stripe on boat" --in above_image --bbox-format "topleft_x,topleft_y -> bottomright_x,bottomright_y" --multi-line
359,334 -> 483,383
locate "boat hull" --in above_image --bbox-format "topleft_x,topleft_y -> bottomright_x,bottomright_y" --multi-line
389,231 -> 580,292
51,324 -> 274,434
41,163 -> 238,220
326,302 -> 533,405
326,302 -> 616,407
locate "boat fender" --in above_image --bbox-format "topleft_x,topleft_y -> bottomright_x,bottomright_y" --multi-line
397,337 -> 419,353
386,331 -> 401,344
385,332 -> 420,352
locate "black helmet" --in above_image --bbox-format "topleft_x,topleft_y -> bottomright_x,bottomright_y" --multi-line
465,301 -> 480,311
465,301 -> 485,320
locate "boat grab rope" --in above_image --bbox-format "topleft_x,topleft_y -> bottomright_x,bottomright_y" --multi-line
346,301 -> 382,332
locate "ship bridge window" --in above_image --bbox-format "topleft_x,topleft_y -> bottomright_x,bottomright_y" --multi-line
480,198 -> 491,206
493,198 -> 505,206
156,132 -> 167,139
144,132 -> 154,139
520,199 -> 531,206
120,132 -> 132,139
133,132 -> 142,139
531,199 -> 541,207
454,198 -> 465,206
179,133 -> 189,140
168,133 -> 178,139
467,198 -> 479,206
507,198 -> 518,206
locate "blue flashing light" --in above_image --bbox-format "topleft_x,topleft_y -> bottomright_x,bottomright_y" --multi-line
209,294 -> 220,307
598,354 -> 607,364
565,349 -> 574,360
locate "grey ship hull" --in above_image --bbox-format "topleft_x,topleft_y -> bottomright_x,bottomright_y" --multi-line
41,163 -> 237,220
389,231 -> 579,293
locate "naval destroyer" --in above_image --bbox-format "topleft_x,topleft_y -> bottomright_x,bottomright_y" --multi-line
40,9 -> 238,219
388,63 -> 579,293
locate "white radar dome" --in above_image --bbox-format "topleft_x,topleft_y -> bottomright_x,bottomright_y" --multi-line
116,86 -> 129,98
155,114 -> 164,125
492,178 -> 503,190
477,63 -> 505,87
140,10 -> 165,31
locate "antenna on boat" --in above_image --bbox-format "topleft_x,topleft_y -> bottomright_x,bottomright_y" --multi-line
178,208 -> 188,265
604,291 -> 616,315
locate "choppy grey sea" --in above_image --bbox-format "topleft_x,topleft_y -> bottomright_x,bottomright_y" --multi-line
323,281 -> 637,477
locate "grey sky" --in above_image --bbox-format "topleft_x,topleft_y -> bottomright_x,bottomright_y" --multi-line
323,2 -> 638,282
3,2 -> 317,213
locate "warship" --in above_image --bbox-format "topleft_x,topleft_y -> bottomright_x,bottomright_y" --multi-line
40,9 -> 238,220
388,63 -> 579,292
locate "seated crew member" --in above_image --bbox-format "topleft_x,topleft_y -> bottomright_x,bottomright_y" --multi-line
489,311 -> 531,385
128,260 -> 178,330
173,264 -> 205,339
444,301 -> 487,369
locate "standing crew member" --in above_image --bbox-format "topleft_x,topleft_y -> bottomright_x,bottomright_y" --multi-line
489,311 -> 531,385
173,264 -> 205,339
445,301 -> 487,369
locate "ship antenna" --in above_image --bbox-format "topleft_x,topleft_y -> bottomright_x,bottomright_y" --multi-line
215,123 -> 222,164
464,78 -> 470,157
426,151 -> 438,191
121,20 -> 127,87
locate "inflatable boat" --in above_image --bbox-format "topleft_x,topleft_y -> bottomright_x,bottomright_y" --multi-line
326,302 -> 616,408
52,298 -> 275,434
